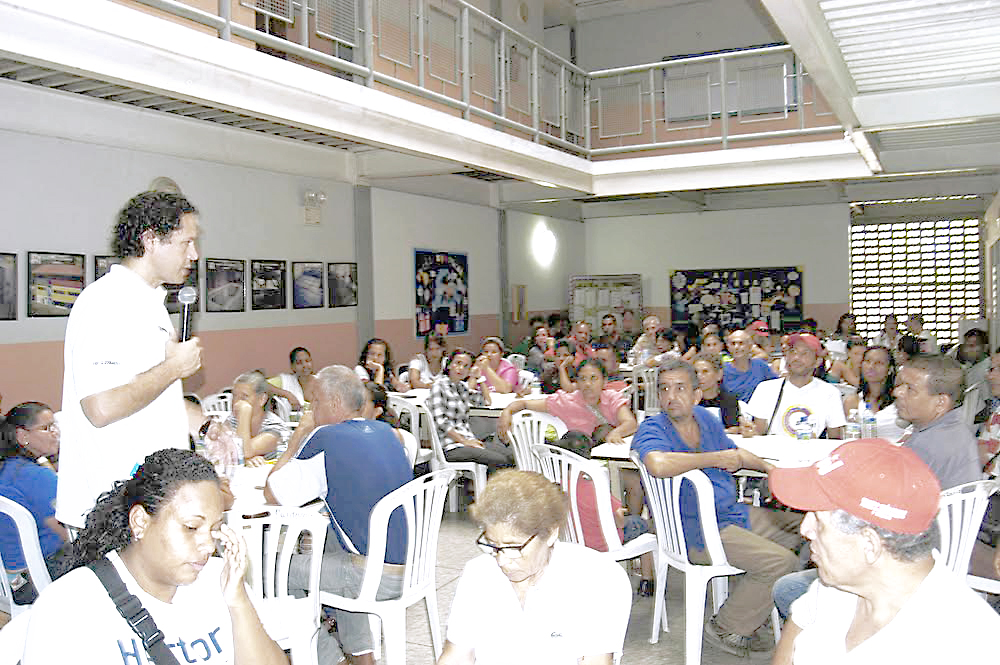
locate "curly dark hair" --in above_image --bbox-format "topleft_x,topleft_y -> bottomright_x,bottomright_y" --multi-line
113,191 -> 198,259
69,448 -> 219,569
358,338 -> 396,380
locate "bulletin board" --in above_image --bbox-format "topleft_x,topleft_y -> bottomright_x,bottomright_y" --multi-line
670,267 -> 803,331
568,274 -> 643,330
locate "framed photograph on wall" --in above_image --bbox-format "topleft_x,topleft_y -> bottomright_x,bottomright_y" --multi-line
27,251 -> 85,317
165,262 -> 200,314
251,260 -> 286,310
415,249 -> 468,336
292,261 -> 324,309
0,253 -> 16,321
94,255 -> 121,281
328,262 -> 358,308
205,258 -> 245,313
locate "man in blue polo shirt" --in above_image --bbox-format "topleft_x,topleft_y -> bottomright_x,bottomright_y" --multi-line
266,365 -> 412,665
632,358 -> 800,658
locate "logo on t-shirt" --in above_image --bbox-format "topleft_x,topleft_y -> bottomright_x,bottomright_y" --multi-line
781,406 -> 815,437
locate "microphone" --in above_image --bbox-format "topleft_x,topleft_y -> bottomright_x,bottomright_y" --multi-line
178,286 -> 198,342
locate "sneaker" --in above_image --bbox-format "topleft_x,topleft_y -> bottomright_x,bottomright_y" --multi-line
704,617 -> 749,658
637,579 -> 654,597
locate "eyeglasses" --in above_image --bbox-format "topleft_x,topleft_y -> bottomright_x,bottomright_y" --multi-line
475,532 -> 536,559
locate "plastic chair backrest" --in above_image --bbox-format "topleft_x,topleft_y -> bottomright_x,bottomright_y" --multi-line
936,479 -> 1000,575
413,403 -> 448,467
0,495 -> 52,617
355,470 -> 457,601
533,443 -> 622,552
202,391 -> 232,416
0,607 -> 31,665
387,395 -> 420,438
507,354 -> 526,370
507,411 -> 567,472
631,366 -> 659,416
630,451 -> 729,567
959,382 -> 982,428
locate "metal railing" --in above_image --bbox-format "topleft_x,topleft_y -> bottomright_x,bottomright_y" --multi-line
127,0 -> 842,157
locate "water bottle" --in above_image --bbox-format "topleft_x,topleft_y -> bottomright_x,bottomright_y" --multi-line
860,403 -> 877,439
846,409 -> 860,439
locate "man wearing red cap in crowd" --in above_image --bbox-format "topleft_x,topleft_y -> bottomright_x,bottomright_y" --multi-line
746,320 -> 774,361
743,332 -> 845,439
770,439 -> 999,664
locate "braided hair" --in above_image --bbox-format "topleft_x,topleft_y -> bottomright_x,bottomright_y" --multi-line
69,448 -> 219,569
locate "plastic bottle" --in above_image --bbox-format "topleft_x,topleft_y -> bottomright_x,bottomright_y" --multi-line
846,409 -> 860,440
860,402 -> 877,439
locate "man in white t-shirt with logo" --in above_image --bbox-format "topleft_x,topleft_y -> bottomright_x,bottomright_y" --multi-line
58,191 -> 202,528
744,333 -> 845,439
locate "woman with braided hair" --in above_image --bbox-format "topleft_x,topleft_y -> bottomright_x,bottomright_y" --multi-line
21,448 -> 286,665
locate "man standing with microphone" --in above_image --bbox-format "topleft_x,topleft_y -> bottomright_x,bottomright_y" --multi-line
57,191 -> 202,529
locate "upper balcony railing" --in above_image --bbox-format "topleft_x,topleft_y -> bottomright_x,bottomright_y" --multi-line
124,0 -> 843,158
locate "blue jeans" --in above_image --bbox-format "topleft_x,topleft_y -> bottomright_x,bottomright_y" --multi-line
772,569 -> 818,619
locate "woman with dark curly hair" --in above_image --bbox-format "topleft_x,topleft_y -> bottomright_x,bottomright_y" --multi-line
354,337 -> 408,392
21,448 -> 285,665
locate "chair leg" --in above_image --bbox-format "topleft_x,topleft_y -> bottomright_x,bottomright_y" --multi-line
426,592 -> 443,659
380,612 -> 407,665
649,563 -> 669,644
771,605 -> 782,643
686,575 -> 709,665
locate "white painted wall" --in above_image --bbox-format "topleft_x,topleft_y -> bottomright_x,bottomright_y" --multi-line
576,0 -> 782,71
543,25 -> 572,63
506,211 -> 586,311
584,203 -> 850,309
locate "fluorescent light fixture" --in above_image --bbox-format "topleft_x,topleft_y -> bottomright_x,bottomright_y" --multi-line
532,180 -> 559,188
852,195 -> 980,205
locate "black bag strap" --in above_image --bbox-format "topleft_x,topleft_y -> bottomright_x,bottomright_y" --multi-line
764,379 -> 787,436
88,558 -> 180,665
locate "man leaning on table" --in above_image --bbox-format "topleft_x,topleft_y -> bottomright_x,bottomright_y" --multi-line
770,438 -> 1000,665
631,359 -> 801,658
743,333 -> 845,439
265,365 -> 412,665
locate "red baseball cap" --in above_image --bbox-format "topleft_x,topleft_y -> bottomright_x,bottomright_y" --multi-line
770,438 -> 941,534
748,320 -> 769,335
787,332 -> 825,357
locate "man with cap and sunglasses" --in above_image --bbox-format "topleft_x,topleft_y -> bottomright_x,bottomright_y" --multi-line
743,332 -> 846,439
770,439 -> 1000,664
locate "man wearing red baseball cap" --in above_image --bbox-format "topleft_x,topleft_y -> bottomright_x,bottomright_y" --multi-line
744,332 -> 845,439
770,439 -> 1000,664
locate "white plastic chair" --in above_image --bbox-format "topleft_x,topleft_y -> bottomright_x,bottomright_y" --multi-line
0,496 -> 52,617
534,443 -> 657,564
0,607 -> 31,665
507,353 -> 526,370
201,391 -> 232,416
506,411 -> 567,472
227,505 -> 330,665
415,402 -> 487,512
387,395 -> 433,467
631,366 -> 659,420
319,470 -> 456,665
936,479 -> 1000,577
630,451 -> 746,665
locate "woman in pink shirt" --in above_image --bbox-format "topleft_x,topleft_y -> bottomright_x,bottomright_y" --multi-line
477,336 -> 518,393
497,359 -> 637,443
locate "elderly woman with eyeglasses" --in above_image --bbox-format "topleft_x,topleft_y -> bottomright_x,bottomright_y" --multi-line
437,470 -> 631,665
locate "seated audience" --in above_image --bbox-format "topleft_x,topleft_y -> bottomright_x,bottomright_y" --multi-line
266,346 -> 314,416
896,334 -> 923,365
23,449 -> 284,665
477,337 -> 519,393
723,329 -> 778,402
437,470 -> 631,665
906,313 -> 938,353
429,348 -> 514,470
525,325 -> 555,375
548,312 -> 570,341
628,315 -> 661,365
825,336 -> 865,387
951,328 -> 990,421
364,381 -> 419,465
599,313 -> 630,362
621,308 -> 639,343
498,358 -> 638,446
693,353 -> 740,432
228,371 -> 291,459
747,320 -> 773,361
643,328 -> 681,367
843,345 -> 907,442
355,337 -> 408,392
830,312 -> 857,340
0,402 -> 68,604
571,321 -> 597,367
871,312 -> 901,350
512,315 -> 547,355
593,343 -> 627,389
744,333 -> 845,439
698,331 -> 729,359
408,333 -> 448,389
539,339 -> 576,394
770,439 -> 1000,665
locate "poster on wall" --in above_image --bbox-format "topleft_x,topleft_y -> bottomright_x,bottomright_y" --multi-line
166,262 -> 200,314
415,249 -> 468,336
670,266 -> 803,331
292,261 -> 324,309
328,263 -> 358,308
251,260 -> 286,310
27,252 -> 85,317
205,258 -> 246,312
0,253 -> 16,321
94,255 -> 121,281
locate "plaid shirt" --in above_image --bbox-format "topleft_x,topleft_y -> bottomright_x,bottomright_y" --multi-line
428,376 -> 485,449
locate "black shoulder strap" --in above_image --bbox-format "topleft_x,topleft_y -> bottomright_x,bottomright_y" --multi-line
764,379 -> 787,436
88,558 -> 180,665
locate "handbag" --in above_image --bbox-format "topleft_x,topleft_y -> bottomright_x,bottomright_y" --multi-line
88,557 -> 180,665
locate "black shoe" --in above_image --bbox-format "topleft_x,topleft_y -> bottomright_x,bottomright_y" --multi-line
637,579 -> 654,597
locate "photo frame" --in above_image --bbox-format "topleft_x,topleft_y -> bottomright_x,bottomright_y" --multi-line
292,261 -> 324,309
415,249 -> 468,336
205,258 -> 246,312
328,262 -> 358,308
94,255 -> 121,281
165,262 -> 200,314
251,259 -> 287,310
27,251 -> 85,317
0,253 -> 16,321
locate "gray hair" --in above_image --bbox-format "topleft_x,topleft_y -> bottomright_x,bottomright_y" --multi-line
233,371 -> 269,395
658,358 -> 698,389
829,509 -> 939,562
906,354 -> 966,406
312,365 -> 367,413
